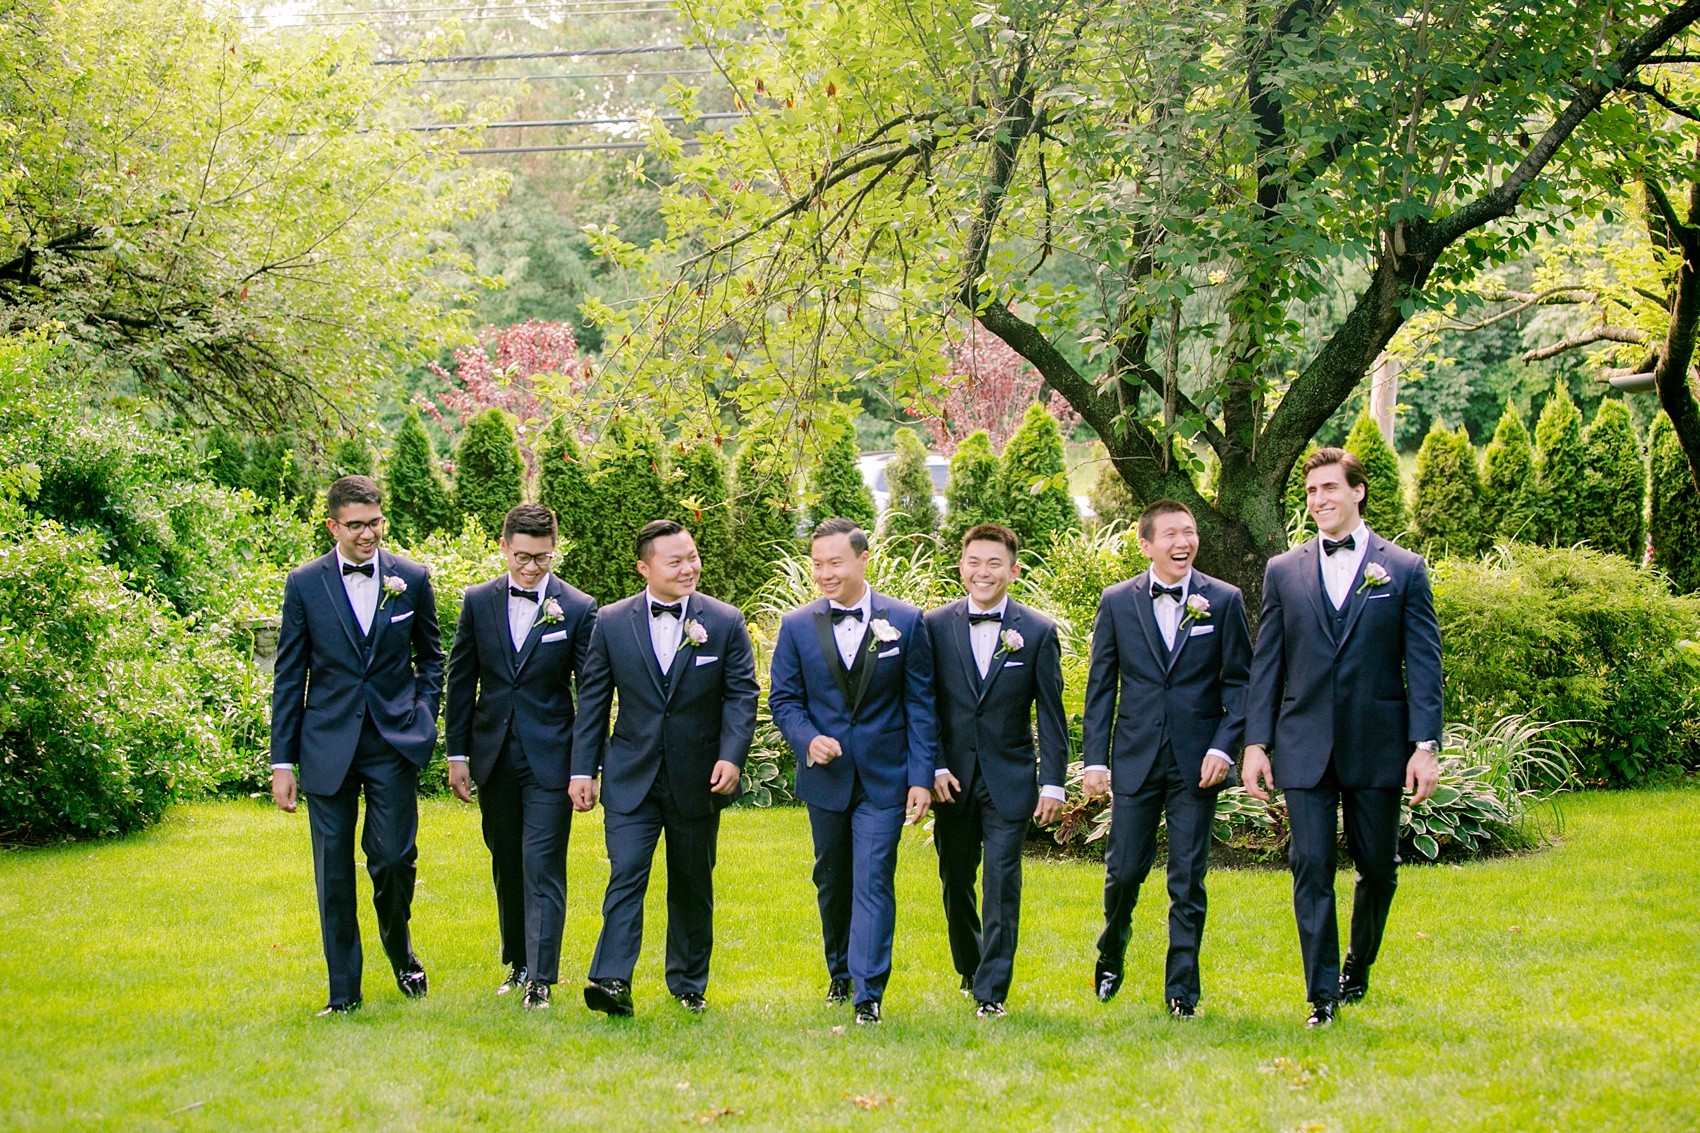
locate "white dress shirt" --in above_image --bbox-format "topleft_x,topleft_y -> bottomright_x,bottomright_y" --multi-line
828,586 -> 872,669
647,589 -> 689,675
1319,520 -> 1371,610
337,548 -> 380,636
966,595 -> 1009,679
506,574 -> 545,652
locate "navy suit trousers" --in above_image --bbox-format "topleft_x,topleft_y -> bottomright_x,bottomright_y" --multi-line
932,768 -> 1028,1003
479,736 -> 573,984
807,773 -> 905,1005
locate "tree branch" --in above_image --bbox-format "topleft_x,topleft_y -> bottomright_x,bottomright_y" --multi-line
1522,325 -> 1651,362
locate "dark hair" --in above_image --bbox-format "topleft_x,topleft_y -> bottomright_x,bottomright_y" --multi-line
326,475 -> 382,518
811,517 -> 869,555
1137,499 -> 1195,542
961,522 -> 1019,558
1302,446 -> 1369,503
502,503 -> 558,542
635,518 -> 688,560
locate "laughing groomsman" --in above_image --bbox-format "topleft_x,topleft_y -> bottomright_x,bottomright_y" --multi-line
570,520 -> 758,1018
1082,500 -> 1251,1018
1243,448 -> 1443,1028
768,518 -> 939,1025
444,504 -> 596,1010
270,476 -> 443,1015
925,523 -> 1068,1019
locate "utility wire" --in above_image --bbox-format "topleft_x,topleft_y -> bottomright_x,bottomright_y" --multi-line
268,8 -> 675,26
245,1 -> 670,18
414,67 -> 714,81
375,42 -> 715,63
457,139 -> 706,152
411,110 -> 743,129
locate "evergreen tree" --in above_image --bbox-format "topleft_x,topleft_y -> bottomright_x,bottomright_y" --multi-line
1343,411 -> 1406,537
1083,442 -> 1136,531
727,438 -> 798,606
454,408 -> 524,542
385,407 -> 454,545
806,410 -> 876,532
204,426 -> 248,491
669,439 -> 735,599
536,419 -> 593,579
998,403 -> 1079,557
1411,422 -> 1482,558
880,427 -> 940,547
246,433 -> 313,515
941,430 -> 1007,548
1533,380 -> 1586,546
1579,398 -> 1645,560
1479,400 -> 1537,544
1649,411 -> 1700,593
578,420 -> 669,604
332,436 -> 374,479
1285,440 -> 1319,542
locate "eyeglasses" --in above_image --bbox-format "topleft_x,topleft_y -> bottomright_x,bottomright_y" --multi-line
510,551 -> 556,568
332,516 -> 385,535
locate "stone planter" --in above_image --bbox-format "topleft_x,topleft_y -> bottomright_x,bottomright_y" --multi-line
240,616 -> 283,674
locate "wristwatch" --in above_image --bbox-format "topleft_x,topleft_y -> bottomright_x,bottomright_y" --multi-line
1414,740 -> 1438,753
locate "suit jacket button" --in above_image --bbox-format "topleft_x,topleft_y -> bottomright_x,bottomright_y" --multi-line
1163,681 -> 1171,690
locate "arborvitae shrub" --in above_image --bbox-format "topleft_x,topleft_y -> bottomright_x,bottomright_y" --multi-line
1285,441 -> 1319,542
807,410 -> 876,533
579,420 -> 669,604
1578,398 -> 1644,560
1083,442 -> 1137,531
998,403 -> 1078,557
536,419 -> 593,579
453,408 -> 524,542
941,430 -> 1007,548
1649,411 -> 1700,593
1479,400 -> 1537,544
1533,381 -> 1586,546
385,408 -> 455,545
727,439 -> 798,607
670,438 -> 735,600
1343,411 -> 1406,537
880,427 -> 940,547
1411,422 -> 1482,558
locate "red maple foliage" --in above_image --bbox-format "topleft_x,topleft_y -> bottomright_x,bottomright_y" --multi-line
911,322 -> 1081,454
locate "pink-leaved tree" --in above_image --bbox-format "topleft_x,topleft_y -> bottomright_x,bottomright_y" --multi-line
912,321 -> 1080,455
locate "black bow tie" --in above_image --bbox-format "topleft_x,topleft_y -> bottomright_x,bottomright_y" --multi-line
651,601 -> 682,620
1323,535 -> 1357,556
830,605 -> 864,624
510,586 -> 538,602
341,561 -> 374,577
1151,583 -> 1183,601
967,609 -> 1003,624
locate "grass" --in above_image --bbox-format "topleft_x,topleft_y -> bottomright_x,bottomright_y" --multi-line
2,789 -> 1697,1132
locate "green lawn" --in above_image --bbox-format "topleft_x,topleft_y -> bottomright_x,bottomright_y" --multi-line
2,790 -> 1696,1132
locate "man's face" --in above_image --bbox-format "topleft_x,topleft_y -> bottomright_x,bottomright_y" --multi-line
1138,511 -> 1198,584
635,530 -> 701,601
326,502 -> 383,563
1305,463 -> 1365,536
959,539 -> 1019,607
502,533 -> 556,589
810,533 -> 869,603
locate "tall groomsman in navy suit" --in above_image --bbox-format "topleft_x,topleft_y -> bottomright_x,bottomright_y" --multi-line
769,518 -> 940,1025
445,504 -> 596,1010
925,523 -> 1068,1019
570,520 -> 759,1018
270,476 -> 444,1015
1081,500 -> 1252,1018
1244,447 -> 1444,1028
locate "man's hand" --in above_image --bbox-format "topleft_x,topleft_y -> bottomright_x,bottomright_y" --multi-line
1033,795 -> 1064,825
448,761 -> 473,803
1241,745 -> 1275,802
271,767 -> 298,813
709,759 -> 741,795
905,786 -> 932,826
1199,754 -> 1231,790
807,735 -> 842,767
932,770 -> 961,804
1406,746 -> 1441,805
1082,769 -> 1109,798
568,778 -> 600,812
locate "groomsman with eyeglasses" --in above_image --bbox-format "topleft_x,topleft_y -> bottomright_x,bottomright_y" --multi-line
270,476 -> 444,1016
1243,447 -> 1443,1028
444,504 -> 596,1009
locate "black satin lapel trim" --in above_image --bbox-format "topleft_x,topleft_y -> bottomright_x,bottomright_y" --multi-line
1334,542 -> 1385,654
977,604 -> 1018,703
850,599 -> 883,713
812,606 -> 855,708
1130,574 -> 1170,671
322,555 -> 364,659
952,602 -> 981,694
630,599 -> 666,699
486,577 -> 516,677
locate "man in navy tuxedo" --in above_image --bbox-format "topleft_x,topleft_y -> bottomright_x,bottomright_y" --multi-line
270,476 -> 444,1015
1081,500 -> 1252,1018
445,504 -> 596,1010
768,518 -> 939,1024
925,523 -> 1068,1019
1244,447 -> 1444,1028
570,520 -> 759,1018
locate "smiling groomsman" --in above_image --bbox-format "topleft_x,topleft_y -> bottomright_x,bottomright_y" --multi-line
925,523 -> 1068,1019
1243,448 -> 1443,1028
270,476 -> 444,1016
570,520 -> 758,1018
444,504 -> 596,1010
768,518 -> 939,1025
1082,500 -> 1252,1019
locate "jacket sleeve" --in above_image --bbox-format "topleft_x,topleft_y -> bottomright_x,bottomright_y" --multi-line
1244,563 -> 1285,749
569,611 -> 616,779
1034,618 -> 1070,790
1079,589 -> 1119,768
269,571 -> 309,768
766,618 -> 821,760
718,614 -> 760,768
1403,557 -> 1445,744
901,611 -> 940,789
1210,587 -> 1253,757
443,589 -> 478,759
410,569 -> 446,719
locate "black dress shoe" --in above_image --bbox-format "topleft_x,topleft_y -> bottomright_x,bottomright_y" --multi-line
584,978 -> 635,1017
826,977 -> 852,1006
395,965 -> 428,1000
1306,1000 -> 1337,1029
497,964 -> 529,996
316,999 -> 362,1017
975,1000 -> 1007,1019
958,974 -> 974,998
1339,953 -> 1370,1004
521,981 -> 551,1010
853,999 -> 882,1025
677,992 -> 707,1014
1168,997 -> 1196,1019
1094,958 -> 1123,1003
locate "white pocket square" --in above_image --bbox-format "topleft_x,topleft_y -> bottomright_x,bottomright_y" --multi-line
694,654 -> 719,666
1003,660 -> 1024,667
1189,624 -> 1214,636
540,629 -> 568,643
877,647 -> 901,658
1366,593 -> 1392,601
389,609 -> 413,623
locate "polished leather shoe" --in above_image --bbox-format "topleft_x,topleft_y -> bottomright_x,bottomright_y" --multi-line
975,1000 -> 1007,1019
826,977 -> 852,1006
677,992 -> 707,1014
959,974 -> 974,998
1339,954 -> 1370,1004
1168,997 -> 1196,1019
1306,1000 -> 1337,1029
522,981 -> 551,1010
853,1000 -> 882,1025
584,978 -> 635,1017
1094,958 -> 1123,1003
316,999 -> 362,1017
395,965 -> 428,1000
497,964 -> 528,996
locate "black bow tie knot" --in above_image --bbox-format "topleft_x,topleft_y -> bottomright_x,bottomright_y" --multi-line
829,605 -> 864,624
651,601 -> 682,620
510,586 -> 538,602
1151,583 -> 1184,602
1323,534 -> 1357,556
341,561 -> 374,577
967,610 -> 1003,624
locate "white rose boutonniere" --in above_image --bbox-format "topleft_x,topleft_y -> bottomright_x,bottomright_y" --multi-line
1184,593 -> 1211,620
867,617 -> 901,652
539,597 -> 564,625
380,574 -> 407,609
682,618 -> 708,647
1357,562 -> 1391,595
995,628 -> 1025,658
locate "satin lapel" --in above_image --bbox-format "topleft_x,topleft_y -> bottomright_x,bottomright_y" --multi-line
321,554 -> 364,659
811,604 -> 856,708
1334,538 -> 1386,655
363,550 -> 393,669
629,598 -> 666,700
486,577 -> 515,677
1302,540 -> 1336,644
850,596 -> 884,713
511,578 -> 554,677
1164,572 -> 1199,673
1130,574 -> 1170,672
977,603 -> 1019,704
952,602 -> 981,695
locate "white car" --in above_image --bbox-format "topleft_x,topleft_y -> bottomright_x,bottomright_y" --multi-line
858,449 -> 1093,519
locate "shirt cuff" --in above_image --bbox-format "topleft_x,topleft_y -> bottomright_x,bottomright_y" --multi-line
570,774 -> 592,780
1205,749 -> 1232,765
1083,764 -> 1109,773
934,767 -> 951,778
1039,784 -> 1067,802
270,763 -> 294,770
447,755 -> 469,763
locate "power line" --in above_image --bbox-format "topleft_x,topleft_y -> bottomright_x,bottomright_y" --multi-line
245,1 -> 670,18
268,8 -> 676,26
375,42 -> 711,63
411,110 -> 744,129
414,67 -> 714,81
457,139 -> 706,152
